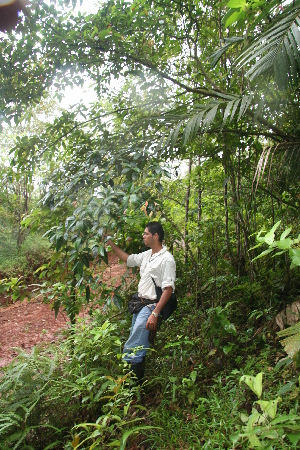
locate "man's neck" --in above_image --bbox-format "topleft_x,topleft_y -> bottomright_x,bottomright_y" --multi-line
151,243 -> 163,255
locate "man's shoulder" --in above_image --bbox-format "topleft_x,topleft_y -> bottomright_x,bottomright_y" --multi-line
161,248 -> 176,264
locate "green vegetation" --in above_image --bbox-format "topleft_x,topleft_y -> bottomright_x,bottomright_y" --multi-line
0,0 -> 300,448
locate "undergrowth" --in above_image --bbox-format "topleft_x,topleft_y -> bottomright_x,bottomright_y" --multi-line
1,294 -> 300,450
0,233 -> 51,280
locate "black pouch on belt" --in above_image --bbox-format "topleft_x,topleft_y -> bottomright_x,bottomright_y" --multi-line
128,294 -> 155,314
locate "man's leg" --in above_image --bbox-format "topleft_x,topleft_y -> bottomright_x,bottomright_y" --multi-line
123,305 -> 154,379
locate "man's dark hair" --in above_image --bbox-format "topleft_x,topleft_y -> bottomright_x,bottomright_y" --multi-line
146,222 -> 164,243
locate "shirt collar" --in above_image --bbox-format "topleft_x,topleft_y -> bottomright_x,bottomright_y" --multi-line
149,245 -> 167,260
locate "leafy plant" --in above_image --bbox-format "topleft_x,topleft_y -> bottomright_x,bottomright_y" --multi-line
251,220 -> 300,268
234,372 -> 300,448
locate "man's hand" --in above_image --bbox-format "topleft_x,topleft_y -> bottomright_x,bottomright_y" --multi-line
105,239 -> 129,263
146,313 -> 158,331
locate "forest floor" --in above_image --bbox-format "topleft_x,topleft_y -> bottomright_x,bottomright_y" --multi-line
0,253 -> 126,368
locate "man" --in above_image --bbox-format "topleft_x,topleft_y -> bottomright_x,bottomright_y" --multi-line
106,222 -> 176,380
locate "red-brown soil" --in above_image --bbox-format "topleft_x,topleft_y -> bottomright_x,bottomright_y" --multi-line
0,253 -> 127,368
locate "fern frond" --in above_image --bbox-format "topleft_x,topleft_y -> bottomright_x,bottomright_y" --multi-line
278,322 -> 300,358
283,336 -> 300,354
236,7 -> 300,89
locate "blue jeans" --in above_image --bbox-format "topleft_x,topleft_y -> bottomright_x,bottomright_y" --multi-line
123,304 -> 156,363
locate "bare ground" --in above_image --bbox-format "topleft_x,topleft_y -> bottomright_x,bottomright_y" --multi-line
0,253 -> 126,368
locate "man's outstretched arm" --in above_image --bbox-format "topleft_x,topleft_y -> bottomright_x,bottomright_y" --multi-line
106,239 -> 129,263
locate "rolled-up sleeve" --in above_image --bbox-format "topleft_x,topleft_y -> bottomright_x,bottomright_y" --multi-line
161,259 -> 176,292
127,253 -> 144,268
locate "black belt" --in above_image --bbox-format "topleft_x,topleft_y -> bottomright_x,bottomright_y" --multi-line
139,296 -> 156,306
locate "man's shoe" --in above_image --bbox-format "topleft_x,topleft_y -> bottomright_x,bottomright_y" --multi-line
131,357 -> 145,382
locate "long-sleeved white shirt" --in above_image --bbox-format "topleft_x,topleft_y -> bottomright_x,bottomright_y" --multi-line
127,246 -> 176,300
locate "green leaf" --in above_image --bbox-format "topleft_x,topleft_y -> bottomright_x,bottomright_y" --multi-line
188,391 -> 195,404
236,8 -> 300,89
130,194 -> 138,203
271,414 -> 300,425
289,248 -> 300,267
287,433 -> 300,446
248,434 -> 262,447
202,105 -> 219,131
223,343 -> 234,354
224,323 -> 237,335
223,100 -> 235,125
190,370 -> 197,382
240,372 -> 263,398
255,398 -> 281,419
226,0 -> 246,8
229,98 -> 241,123
225,11 -> 244,28
238,94 -> 253,121
272,238 -> 293,250
252,248 -> 274,261
264,221 -> 281,245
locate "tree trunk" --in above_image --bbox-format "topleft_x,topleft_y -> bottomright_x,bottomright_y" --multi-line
196,155 -> 206,312
184,158 -> 192,264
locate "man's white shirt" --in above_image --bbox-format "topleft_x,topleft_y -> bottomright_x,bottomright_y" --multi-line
127,246 -> 176,300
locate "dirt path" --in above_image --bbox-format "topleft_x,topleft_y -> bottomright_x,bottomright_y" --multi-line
0,254 -> 126,368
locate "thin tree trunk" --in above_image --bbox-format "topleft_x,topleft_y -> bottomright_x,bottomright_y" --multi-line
237,148 -> 241,278
196,155 -> 206,312
222,150 -> 235,269
211,225 -> 215,308
184,158 -> 192,264
70,275 -> 77,325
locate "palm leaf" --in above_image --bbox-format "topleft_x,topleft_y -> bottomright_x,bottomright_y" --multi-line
157,92 -> 257,152
238,94 -> 253,121
252,141 -> 300,193
252,145 -> 273,193
181,110 -> 206,146
210,37 -> 244,68
229,98 -> 241,123
223,99 -> 235,126
236,6 -> 300,89
202,104 -> 219,131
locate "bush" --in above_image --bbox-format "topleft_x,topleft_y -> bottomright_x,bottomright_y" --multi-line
0,232 -> 52,279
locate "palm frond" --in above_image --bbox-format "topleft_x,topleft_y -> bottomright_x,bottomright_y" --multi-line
252,145 -> 274,193
252,141 -> 300,194
236,7 -> 300,89
157,94 -> 256,153
210,37 -> 244,68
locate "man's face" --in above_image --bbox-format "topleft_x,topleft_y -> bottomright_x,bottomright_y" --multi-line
143,228 -> 155,247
